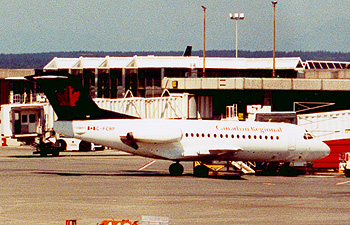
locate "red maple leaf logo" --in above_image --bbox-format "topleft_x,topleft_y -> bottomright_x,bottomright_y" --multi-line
56,86 -> 80,106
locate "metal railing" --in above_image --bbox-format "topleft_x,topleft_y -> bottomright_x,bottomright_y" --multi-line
9,93 -> 48,104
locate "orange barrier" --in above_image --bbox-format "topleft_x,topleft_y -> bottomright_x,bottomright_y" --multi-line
99,220 -> 138,225
66,220 -> 77,225
1,138 -> 7,146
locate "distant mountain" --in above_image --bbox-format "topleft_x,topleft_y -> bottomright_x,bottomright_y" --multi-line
0,50 -> 349,69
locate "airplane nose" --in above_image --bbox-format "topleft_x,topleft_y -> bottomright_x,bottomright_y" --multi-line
305,140 -> 331,162
320,141 -> 331,158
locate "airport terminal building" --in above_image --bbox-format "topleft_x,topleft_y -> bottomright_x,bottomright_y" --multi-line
1,55 -> 350,169
39,55 -> 350,118
1,56 -> 350,118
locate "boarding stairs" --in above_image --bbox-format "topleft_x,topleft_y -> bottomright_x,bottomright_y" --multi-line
231,161 -> 256,174
196,160 -> 255,175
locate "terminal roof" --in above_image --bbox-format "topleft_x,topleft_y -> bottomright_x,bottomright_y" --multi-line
44,55 -> 305,71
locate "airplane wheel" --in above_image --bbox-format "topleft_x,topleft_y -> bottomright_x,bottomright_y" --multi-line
278,163 -> 300,176
169,163 -> 184,176
39,150 -> 48,157
79,141 -> 92,151
52,148 -> 60,157
194,165 -> 209,177
57,140 -> 67,151
38,142 -> 50,157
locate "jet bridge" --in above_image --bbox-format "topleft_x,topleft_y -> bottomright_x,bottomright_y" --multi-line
94,91 -> 213,119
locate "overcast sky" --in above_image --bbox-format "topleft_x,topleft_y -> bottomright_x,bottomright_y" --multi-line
1,0 -> 349,54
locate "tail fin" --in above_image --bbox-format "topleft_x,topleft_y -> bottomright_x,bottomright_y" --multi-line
26,72 -> 138,120
183,46 -> 192,56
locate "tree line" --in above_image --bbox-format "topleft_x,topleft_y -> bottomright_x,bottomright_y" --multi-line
0,50 -> 349,69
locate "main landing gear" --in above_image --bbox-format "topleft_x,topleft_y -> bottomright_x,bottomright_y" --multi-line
168,161 -> 242,177
193,164 -> 210,177
169,162 -> 184,176
168,162 -> 210,177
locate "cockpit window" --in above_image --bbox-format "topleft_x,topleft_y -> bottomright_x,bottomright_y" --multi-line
303,132 -> 314,140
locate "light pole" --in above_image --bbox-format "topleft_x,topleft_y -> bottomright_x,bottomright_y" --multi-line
272,1 -> 277,78
202,5 -> 207,76
229,12 -> 245,58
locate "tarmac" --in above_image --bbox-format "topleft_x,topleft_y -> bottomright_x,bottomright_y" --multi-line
1,145 -> 350,224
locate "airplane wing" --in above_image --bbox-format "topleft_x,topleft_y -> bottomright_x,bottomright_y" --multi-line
120,127 -> 183,149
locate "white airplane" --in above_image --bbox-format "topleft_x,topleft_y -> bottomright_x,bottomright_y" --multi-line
27,73 -> 330,176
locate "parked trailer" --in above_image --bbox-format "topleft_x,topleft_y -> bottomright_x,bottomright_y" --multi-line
298,110 -> 350,170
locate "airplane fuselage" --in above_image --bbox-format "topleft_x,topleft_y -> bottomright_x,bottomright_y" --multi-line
55,119 -> 330,163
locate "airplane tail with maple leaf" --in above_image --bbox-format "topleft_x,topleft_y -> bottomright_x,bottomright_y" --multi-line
26,72 -> 138,120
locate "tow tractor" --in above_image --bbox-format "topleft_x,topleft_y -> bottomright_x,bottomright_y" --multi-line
32,131 -> 62,157
32,130 -> 104,157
